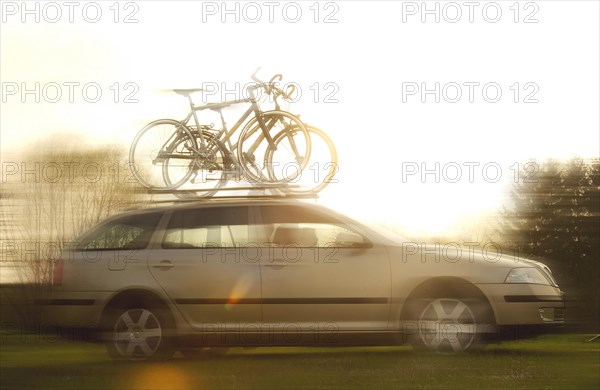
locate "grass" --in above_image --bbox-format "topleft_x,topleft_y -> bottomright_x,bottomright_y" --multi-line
0,333 -> 598,389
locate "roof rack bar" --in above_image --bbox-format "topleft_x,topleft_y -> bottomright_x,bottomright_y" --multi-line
147,192 -> 319,204
146,184 -> 301,194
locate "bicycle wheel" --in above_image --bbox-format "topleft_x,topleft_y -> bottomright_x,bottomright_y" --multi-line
266,125 -> 338,194
237,110 -> 310,185
129,119 -> 197,189
163,131 -> 230,198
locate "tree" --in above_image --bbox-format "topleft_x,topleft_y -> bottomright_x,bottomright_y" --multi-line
498,157 -> 599,328
1,137 -> 142,325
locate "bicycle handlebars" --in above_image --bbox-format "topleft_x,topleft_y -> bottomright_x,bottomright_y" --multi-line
250,68 -> 294,102
269,74 -> 283,84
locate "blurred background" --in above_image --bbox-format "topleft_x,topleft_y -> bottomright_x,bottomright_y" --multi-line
1,1 -> 598,330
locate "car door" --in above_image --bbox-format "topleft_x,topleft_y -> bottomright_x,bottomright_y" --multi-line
67,211 -> 164,292
254,204 -> 391,334
147,205 -> 262,332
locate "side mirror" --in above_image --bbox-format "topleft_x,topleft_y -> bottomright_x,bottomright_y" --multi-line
335,232 -> 369,248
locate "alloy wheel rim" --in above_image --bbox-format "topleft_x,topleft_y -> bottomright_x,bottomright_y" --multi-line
113,308 -> 162,359
418,298 -> 477,352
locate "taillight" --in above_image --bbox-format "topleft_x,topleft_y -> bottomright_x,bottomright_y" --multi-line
53,258 -> 63,286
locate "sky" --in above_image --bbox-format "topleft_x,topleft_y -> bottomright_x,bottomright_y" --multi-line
1,0 -> 599,235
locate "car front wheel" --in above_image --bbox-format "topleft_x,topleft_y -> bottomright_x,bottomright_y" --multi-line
409,297 -> 492,352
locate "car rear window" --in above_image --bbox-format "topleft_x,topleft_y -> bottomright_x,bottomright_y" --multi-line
78,212 -> 163,251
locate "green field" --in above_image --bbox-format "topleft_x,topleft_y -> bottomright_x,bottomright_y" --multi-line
1,333 -> 598,389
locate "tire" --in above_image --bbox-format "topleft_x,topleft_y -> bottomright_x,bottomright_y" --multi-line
237,110 -> 310,185
129,119 -> 197,189
265,125 -> 337,194
163,131 -> 230,198
406,297 -> 492,352
104,304 -> 175,361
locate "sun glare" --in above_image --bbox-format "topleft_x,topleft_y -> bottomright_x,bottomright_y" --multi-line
319,175 -> 504,238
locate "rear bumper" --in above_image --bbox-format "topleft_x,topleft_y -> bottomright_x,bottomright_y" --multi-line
35,292 -> 110,328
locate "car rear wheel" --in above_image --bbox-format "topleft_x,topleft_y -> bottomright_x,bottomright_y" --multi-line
105,305 -> 174,360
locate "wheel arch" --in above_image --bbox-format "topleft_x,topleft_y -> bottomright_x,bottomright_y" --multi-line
399,276 -> 496,324
100,288 -> 175,329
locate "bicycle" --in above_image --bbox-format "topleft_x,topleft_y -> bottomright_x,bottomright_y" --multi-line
235,74 -> 339,194
129,70 -> 311,197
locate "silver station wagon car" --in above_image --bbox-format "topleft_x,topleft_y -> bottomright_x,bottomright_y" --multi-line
40,199 -> 565,359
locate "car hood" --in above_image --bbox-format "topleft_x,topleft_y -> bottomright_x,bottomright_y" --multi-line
383,241 -> 556,285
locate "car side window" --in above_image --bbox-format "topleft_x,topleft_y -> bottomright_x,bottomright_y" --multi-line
162,206 -> 253,249
79,213 -> 162,250
255,206 -> 370,248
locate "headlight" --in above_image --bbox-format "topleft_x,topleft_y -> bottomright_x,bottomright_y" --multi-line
505,267 -> 552,285
533,262 -> 558,286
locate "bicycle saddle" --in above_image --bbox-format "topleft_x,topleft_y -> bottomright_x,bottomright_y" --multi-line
204,101 -> 236,110
172,88 -> 204,96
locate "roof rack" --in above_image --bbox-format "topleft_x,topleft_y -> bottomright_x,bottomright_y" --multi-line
146,183 -> 303,194
141,184 -> 319,204
147,194 -> 318,204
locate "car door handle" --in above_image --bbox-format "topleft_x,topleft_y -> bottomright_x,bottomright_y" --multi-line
153,260 -> 174,270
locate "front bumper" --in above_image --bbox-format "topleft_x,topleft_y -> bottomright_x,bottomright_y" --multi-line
476,283 -> 565,326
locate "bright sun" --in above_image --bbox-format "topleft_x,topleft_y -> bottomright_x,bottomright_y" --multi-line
319,178 -> 503,238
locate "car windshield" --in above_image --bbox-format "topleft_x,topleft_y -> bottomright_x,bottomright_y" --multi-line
360,220 -> 411,244
318,205 -> 411,244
